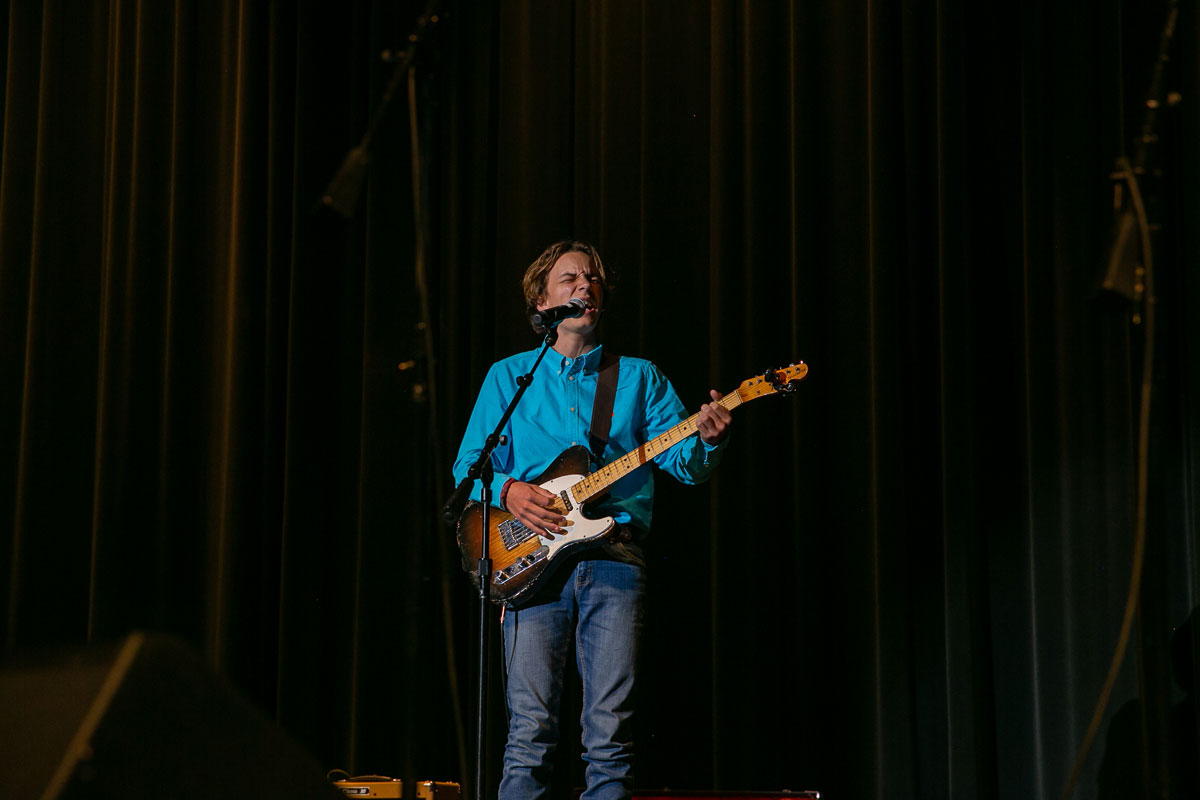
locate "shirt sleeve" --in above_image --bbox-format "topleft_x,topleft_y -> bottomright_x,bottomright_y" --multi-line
452,363 -> 517,503
641,363 -> 727,485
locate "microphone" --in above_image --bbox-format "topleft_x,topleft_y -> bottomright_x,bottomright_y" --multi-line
530,298 -> 588,328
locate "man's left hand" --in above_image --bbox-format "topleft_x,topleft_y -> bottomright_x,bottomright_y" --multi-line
697,389 -> 732,445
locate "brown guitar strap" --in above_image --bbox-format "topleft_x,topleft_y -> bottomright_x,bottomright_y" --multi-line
587,351 -> 620,464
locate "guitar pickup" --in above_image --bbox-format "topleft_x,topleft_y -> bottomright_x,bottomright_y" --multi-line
498,517 -> 538,550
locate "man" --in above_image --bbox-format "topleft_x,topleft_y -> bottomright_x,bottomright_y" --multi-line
452,240 -> 731,799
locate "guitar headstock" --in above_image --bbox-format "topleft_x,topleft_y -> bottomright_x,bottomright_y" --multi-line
734,362 -> 809,402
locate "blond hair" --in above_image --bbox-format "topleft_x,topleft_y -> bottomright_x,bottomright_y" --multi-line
522,240 -> 613,325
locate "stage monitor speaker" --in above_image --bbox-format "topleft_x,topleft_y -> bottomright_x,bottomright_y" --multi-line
0,631 -> 343,800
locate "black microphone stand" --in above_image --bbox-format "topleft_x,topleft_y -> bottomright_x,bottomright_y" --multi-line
317,0 -> 441,218
441,327 -> 561,800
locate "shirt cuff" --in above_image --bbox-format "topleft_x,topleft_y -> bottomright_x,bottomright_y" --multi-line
478,472 -> 515,504
699,435 -> 727,467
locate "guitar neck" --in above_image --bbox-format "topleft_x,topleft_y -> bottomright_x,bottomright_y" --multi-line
571,391 -> 744,503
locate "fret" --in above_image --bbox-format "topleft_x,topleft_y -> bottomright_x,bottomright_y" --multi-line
572,400 -> 712,503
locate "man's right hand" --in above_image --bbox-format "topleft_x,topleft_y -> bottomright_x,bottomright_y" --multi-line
505,481 -> 568,535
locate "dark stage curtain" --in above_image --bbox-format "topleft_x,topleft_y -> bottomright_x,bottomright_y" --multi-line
2,2 -> 1199,799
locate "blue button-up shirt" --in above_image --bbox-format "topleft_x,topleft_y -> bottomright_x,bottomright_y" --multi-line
452,345 -> 724,535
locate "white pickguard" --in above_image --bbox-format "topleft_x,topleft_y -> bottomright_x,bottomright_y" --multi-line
533,473 -> 615,557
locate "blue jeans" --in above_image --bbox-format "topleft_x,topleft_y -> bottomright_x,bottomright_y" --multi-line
499,558 -> 645,800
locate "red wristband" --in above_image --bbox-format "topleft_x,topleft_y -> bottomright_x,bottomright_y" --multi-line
499,478 -> 516,511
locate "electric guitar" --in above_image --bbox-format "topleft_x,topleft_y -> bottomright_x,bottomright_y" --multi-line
456,362 -> 809,605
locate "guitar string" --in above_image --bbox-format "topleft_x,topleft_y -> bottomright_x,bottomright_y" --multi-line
571,387 -> 749,503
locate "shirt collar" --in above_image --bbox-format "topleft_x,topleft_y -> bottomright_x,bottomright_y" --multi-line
555,343 -> 605,375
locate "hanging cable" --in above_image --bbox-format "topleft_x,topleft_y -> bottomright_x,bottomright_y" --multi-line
1059,2 -> 1177,797
1060,161 -> 1155,800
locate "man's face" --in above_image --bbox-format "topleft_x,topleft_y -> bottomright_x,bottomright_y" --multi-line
538,251 -> 603,335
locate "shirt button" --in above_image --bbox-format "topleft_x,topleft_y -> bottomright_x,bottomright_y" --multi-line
569,407 -> 576,412
568,376 -> 574,381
